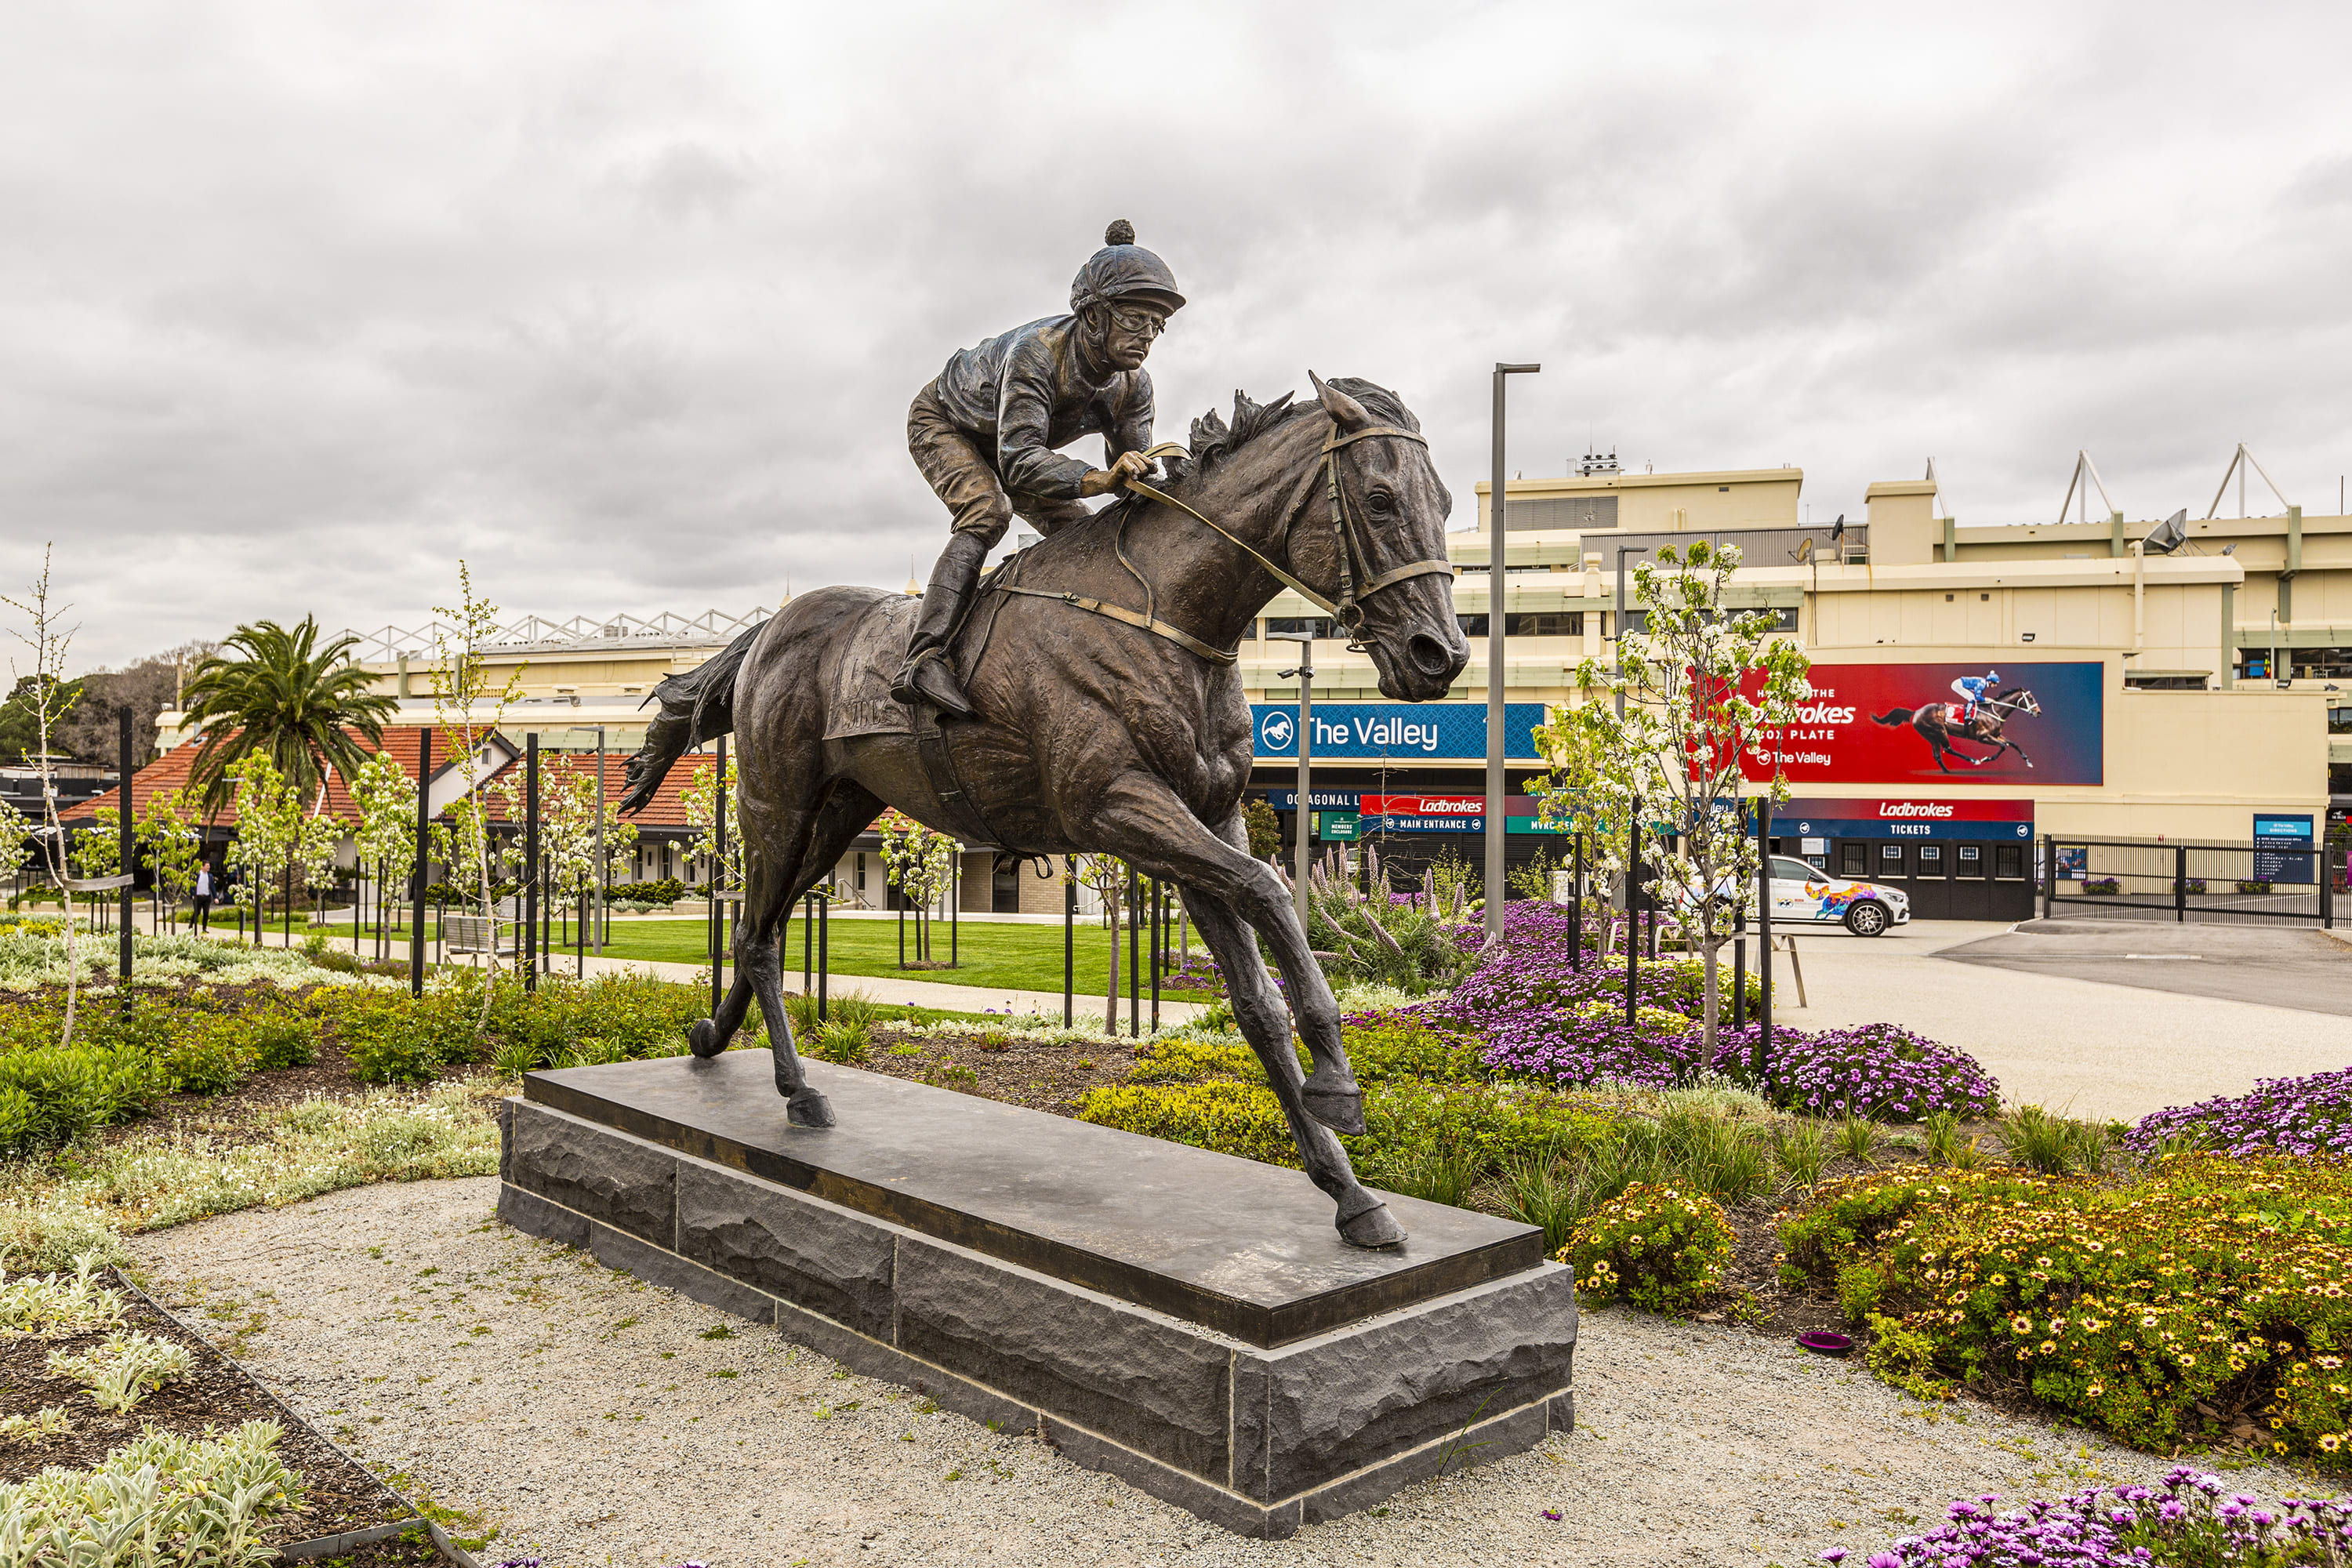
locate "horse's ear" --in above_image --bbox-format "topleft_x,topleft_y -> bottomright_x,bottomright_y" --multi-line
1310,371 -> 1373,432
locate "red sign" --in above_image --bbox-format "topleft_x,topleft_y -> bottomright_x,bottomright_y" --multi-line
1737,662 -> 2103,786
1362,793 -> 1489,816
1782,797 -> 2033,822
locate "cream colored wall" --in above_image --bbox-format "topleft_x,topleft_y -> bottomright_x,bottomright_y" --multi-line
1475,469 -> 1803,534
1809,581 -> 2230,675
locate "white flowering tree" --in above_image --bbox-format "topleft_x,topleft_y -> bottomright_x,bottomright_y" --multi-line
295,798 -> 342,928
0,797 -> 31,892
877,808 -> 960,965
226,753 -> 302,946
1550,539 -> 1812,1062
349,750 -> 416,944
680,754 -> 741,892
1069,853 -> 1131,1033
430,562 -> 524,1022
67,808 -> 121,933
136,787 -> 205,931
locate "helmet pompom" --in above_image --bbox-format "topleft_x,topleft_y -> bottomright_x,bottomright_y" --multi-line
1104,219 -> 1136,247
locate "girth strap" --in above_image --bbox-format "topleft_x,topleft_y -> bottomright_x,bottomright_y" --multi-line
995,583 -> 1238,665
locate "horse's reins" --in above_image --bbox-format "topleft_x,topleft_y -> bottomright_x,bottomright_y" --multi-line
990,421 -> 1454,666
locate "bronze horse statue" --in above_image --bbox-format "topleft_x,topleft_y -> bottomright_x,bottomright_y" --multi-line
619,375 -> 1469,1249
1869,685 -> 2041,772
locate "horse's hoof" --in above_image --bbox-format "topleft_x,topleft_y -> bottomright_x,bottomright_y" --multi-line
688,1019 -> 724,1059
1303,1079 -> 1367,1137
1337,1200 -> 1406,1250
786,1087 -> 836,1128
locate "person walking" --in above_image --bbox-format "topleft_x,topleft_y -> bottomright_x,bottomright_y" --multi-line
192,862 -> 214,931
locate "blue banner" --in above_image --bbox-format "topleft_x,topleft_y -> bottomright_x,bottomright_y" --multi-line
1776,815 -> 2034,842
1250,702 -> 1546,760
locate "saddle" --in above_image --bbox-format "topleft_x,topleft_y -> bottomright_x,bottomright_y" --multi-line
821,566 -> 1022,849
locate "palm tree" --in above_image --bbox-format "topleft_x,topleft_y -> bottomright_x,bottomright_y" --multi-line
180,617 -> 397,815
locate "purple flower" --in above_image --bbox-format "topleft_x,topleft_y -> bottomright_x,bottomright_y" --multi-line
2125,1065 -> 2352,1157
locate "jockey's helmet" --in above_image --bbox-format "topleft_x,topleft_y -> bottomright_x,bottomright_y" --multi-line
1071,220 -> 1185,316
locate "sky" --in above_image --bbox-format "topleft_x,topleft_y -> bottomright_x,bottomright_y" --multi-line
5,1 -> 2350,670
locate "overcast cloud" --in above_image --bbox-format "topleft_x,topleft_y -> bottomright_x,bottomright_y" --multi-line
5,1 -> 2349,667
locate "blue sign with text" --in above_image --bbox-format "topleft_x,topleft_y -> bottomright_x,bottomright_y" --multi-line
2253,813 -> 2315,884
1250,702 -> 1544,760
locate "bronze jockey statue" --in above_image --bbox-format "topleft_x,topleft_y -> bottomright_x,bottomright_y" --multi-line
891,219 -> 1185,716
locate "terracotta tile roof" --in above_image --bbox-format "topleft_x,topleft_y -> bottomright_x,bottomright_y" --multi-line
476,749 -> 711,832
63,730 -> 710,833
64,726 -> 484,829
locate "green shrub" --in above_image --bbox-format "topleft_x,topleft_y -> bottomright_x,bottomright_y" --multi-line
1129,1036 -> 1269,1084
1338,1011 -> 1487,1083
1863,1311 -> 1955,1401
1076,1081 -> 1299,1166
1777,1157 -> 2352,1465
1076,1076 -> 1624,1181
1561,1182 -> 1733,1314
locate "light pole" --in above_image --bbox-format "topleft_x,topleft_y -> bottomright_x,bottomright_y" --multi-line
1486,361 -> 1540,942
1613,544 -> 1641,719
1269,630 -> 1315,925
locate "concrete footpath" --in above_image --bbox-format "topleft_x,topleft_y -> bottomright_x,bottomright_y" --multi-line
1774,918 -> 2352,1121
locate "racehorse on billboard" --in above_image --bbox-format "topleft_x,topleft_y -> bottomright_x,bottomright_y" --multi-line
1868,684 -> 2044,773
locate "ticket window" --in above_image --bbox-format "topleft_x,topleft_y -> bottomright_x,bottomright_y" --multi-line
1916,843 -> 1946,880
1799,837 -> 1828,873
1993,843 -> 2027,880
1878,842 -> 1909,879
1838,842 -> 1868,877
1957,844 -> 1987,879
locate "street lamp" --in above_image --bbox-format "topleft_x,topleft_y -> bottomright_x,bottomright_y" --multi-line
1486,361 -> 1540,943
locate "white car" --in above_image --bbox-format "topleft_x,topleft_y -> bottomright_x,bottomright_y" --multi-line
1766,855 -> 1909,937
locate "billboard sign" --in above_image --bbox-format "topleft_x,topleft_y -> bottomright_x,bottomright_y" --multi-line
1739,662 -> 2103,786
1250,702 -> 1545,760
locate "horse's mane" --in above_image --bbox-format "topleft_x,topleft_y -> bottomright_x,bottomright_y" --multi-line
1087,376 -> 1416,532
1177,378 -> 1418,478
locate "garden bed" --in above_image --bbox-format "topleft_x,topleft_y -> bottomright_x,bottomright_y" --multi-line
0,1264 -> 424,1555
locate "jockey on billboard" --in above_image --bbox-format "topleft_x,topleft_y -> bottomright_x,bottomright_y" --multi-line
1950,669 -> 1998,727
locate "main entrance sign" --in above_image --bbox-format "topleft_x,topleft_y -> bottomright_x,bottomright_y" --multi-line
1251,702 -> 1545,761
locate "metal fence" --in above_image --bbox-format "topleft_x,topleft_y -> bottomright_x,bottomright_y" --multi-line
2038,834 -> 2342,927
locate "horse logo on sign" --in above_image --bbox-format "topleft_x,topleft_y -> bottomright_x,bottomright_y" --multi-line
1258,709 -> 1296,753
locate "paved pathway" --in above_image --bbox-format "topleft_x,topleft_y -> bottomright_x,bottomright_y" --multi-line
1773,918 -> 2351,1121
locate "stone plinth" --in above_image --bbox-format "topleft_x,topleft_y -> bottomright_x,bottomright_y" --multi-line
499,1053 -> 1575,1537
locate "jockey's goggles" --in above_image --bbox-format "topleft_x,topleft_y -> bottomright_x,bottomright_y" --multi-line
1105,303 -> 1169,335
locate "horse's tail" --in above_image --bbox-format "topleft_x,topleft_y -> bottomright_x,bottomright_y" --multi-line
619,619 -> 767,816
1870,708 -> 1915,727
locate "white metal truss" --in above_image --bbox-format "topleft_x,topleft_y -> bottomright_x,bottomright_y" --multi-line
2055,450 -> 2118,525
338,608 -> 769,662
2203,443 -> 2296,519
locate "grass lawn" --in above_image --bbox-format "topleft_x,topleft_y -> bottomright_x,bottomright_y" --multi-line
602,916 -> 1203,998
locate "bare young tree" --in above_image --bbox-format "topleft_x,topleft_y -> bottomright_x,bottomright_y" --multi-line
3,547 -> 85,1046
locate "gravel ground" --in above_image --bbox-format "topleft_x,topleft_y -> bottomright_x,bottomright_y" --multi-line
134,1178 -> 2323,1568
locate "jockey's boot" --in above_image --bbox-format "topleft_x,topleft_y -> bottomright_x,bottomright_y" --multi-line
891,532 -> 989,718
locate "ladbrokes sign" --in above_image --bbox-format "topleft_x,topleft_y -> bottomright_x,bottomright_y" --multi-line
1739,661 -> 2103,786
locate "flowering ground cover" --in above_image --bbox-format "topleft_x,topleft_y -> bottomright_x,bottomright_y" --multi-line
1780,1156 -> 2352,1468
1832,1470 -> 2352,1566
2128,1065 -> 2352,1160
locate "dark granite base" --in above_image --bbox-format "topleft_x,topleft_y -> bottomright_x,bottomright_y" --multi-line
499,1062 -> 1577,1537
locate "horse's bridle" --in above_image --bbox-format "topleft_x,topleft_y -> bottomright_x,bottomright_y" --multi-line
989,418 -> 1453,666
1120,420 -> 1454,648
